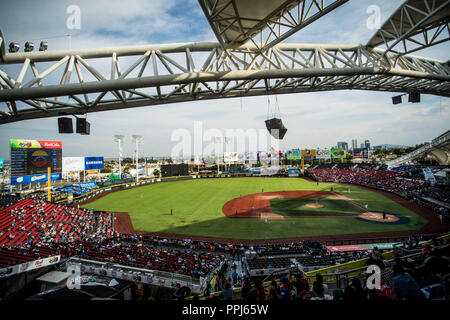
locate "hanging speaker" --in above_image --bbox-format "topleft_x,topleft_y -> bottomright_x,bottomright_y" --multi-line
58,117 -> 73,133
76,118 -> 90,135
265,118 -> 287,140
392,95 -> 402,105
408,92 -> 420,103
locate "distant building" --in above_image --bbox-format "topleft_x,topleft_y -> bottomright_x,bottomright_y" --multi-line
361,143 -> 365,148
337,141 -> 348,151
364,140 -> 371,150
372,144 -> 410,150
351,139 -> 358,150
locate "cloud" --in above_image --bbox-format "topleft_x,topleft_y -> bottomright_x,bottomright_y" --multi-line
0,0 -> 448,159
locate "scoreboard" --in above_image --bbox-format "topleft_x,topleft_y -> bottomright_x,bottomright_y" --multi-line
10,139 -> 62,185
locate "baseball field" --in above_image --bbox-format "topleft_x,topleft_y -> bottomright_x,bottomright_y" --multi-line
80,177 -> 430,240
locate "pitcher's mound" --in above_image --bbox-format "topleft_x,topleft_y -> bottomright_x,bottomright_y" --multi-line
305,203 -> 324,209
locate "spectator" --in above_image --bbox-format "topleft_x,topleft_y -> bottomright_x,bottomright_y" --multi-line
219,282 -> 234,301
391,263 -> 425,301
267,280 -> 279,300
344,278 -> 366,301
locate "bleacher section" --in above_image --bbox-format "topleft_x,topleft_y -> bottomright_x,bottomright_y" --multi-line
0,199 -> 114,247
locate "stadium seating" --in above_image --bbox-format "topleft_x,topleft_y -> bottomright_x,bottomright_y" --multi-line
0,199 -> 114,247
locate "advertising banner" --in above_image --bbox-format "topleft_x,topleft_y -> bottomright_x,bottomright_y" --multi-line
330,148 -> 346,159
286,149 -> 301,160
10,173 -> 63,185
62,157 -> 85,172
258,151 -> 269,162
244,152 -> 258,161
353,148 -> 369,159
316,148 -> 331,159
270,150 -> 284,159
224,152 -> 239,163
10,139 -> 62,185
287,168 -> 300,177
301,149 -> 316,157
0,255 -> 61,278
84,157 -> 104,170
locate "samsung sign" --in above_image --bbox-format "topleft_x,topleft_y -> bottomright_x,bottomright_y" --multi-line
85,157 -> 104,170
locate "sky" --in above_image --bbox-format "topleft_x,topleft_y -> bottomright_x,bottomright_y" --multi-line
0,0 -> 448,159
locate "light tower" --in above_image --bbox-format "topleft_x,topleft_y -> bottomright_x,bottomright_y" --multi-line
132,135 -> 143,182
114,135 -> 125,179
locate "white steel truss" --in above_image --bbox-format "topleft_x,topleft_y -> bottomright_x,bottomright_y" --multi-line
367,0 -> 450,55
0,41 -> 449,124
386,130 -> 450,166
199,0 -> 349,51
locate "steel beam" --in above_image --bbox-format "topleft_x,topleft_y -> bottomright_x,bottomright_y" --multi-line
0,41 -> 449,124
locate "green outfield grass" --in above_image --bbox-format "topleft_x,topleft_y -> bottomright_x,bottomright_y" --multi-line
81,177 -> 428,239
270,196 -> 364,217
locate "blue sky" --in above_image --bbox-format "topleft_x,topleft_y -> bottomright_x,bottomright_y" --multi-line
0,0 -> 448,158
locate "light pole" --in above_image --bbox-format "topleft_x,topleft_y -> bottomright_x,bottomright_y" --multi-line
114,135 -> 124,179
212,136 -> 232,174
132,135 -> 142,182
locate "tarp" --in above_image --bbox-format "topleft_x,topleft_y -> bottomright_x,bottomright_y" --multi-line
422,167 -> 436,186
361,243 -> 397,250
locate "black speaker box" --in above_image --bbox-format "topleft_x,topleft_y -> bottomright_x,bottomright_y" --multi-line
76,118 -> 90,135
58,117 -> 73,133
392,96 -> 402,105
265,118 -> 287,139
408,92 -> 420,103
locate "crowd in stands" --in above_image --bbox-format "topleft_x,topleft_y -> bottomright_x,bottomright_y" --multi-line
200,236 -> 450,301
0,198 -> 114,247
0,194 -> 21,211
0,236 -> 225,278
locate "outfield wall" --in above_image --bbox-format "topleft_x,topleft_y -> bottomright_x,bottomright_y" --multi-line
55,172 -> 291,205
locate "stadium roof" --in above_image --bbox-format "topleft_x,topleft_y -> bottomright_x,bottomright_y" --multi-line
199,0 -> 349,51
0,0 -> 448,124
367,0 -> 450,54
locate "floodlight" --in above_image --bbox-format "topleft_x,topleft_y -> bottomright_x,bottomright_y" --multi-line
9,42 -> 19,53
24,41 -> 34,52
39,41 -> 48,51
114,135 -> 125,179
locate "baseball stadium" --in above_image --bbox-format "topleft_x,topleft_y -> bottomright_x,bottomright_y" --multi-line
79,176 -> 430,241
0,0 -> 449,311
